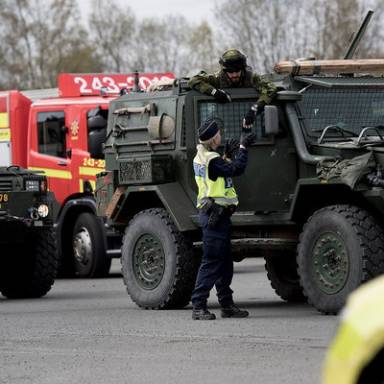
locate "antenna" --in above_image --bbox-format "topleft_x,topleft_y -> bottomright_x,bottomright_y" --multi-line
344,10 -> 374,59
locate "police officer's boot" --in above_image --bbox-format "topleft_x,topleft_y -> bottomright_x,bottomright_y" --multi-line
221,304 -> 249,318
192,308 -> 216,320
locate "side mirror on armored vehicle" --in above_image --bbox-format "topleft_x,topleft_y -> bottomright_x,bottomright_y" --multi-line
264,105 -> 279,136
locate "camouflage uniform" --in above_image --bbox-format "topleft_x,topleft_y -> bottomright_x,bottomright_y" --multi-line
188,67 -> 277,107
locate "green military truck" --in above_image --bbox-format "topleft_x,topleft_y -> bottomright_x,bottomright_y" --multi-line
0,166 -> 59,298
96,14 -> 384,315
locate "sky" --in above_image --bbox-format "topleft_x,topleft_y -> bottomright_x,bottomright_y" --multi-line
80,0 -> 225,24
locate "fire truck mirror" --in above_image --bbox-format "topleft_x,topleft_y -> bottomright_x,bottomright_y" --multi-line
88,114 -> 107,131
88,129 -> 106,159
87,112 -> 108,159
66,148 -> 72,159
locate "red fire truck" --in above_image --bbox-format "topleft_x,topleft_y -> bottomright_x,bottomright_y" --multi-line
0,72 -> 175,277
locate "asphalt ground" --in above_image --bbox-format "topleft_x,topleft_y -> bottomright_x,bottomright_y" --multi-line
0,258 -> 339,384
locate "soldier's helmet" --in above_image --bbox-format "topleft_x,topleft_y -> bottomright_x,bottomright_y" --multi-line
219,49 -> 247,72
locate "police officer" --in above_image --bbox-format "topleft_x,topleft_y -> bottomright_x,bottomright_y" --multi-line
191,118 -> 255,320
188,48 -> 277,130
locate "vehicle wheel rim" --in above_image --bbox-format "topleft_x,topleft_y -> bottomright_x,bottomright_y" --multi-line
133,234 -> 165,290
312,232 -> 349,294
73,227 -> 92,267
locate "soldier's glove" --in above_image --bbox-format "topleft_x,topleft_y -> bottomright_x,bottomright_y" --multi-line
212,88 -> 232,103
240,132 -> 256,149
242,104 -> 259,131
224,138 -> 240,159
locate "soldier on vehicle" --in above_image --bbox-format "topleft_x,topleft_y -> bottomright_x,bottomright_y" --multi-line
188,49 -> 277,129
191,118 -> 255,320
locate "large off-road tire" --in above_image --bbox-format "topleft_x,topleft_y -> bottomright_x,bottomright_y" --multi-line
0,228 -> 58,298
297,205 -> 384,314
264,251 -> 306,303
121,208 -> 199,309
71,212 -> 111,278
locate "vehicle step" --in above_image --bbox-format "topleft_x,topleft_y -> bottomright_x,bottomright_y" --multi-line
107,249 -> 121,257
193,238 -> 297,250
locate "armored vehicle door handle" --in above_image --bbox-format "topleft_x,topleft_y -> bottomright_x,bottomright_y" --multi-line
57,161 -> 67,166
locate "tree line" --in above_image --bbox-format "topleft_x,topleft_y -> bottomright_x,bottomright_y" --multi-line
0,0 -> 383,90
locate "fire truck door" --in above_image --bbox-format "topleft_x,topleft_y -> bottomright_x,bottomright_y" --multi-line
28,109 -> 71,203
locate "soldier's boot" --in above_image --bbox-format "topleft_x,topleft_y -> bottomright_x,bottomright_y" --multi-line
192,308 -> 216,320
221,304 -> 249,318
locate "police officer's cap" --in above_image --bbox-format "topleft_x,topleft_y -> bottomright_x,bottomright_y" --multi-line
219,49 -> 247,72
198,118 -> 219,141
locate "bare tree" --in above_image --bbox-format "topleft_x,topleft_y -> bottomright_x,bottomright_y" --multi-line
313,0 -> 384,59
131,16 -> 192,75
187,21 -> 218,75
88,0 -> 137,72
213,0 -> 316,72
214,0 -> 384,73
89,5 -> 205,76
0,0 -> 102,89
2,0 -> 382,90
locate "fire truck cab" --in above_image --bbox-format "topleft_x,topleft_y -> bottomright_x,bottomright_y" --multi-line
0,72 -> 175,277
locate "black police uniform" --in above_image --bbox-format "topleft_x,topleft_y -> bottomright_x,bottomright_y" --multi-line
191,149 -> 248,310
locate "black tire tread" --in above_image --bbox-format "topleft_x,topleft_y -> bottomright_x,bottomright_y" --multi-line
81,212 -> 111,278
0,228 -> 59,298
121,208 -> 199,309
74,212 -> 111,278
297,204 -> 384,314
264,252 -> 306,303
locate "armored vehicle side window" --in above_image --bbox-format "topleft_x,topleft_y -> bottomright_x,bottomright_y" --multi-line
197,100 -> 270,143
37,111 -> 66,158
298,87 -> 384,137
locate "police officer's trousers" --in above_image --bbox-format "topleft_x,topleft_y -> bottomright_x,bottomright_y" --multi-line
191,211 -> 234,309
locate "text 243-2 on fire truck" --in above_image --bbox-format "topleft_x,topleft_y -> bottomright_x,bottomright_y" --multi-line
0,72 -> 175,277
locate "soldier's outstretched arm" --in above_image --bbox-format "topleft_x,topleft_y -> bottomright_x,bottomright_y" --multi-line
188,71 -> 220,95
252,73 -> 277,106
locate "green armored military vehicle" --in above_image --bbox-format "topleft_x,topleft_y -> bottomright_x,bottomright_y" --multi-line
0,166 -> 59,298
96,12 -> 384,314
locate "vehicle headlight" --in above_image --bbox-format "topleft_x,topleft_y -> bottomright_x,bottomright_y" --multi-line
37,204 -> 49,218
25,179 -> 40,191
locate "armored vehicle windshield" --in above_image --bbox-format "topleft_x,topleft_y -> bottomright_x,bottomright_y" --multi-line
292,77 -> 384,144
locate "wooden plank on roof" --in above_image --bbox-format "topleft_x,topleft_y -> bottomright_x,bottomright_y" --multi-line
274,59 -> 384,75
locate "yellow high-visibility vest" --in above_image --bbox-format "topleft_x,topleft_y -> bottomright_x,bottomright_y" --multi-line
323,275 -> 384,384
193,144 -> 238,208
